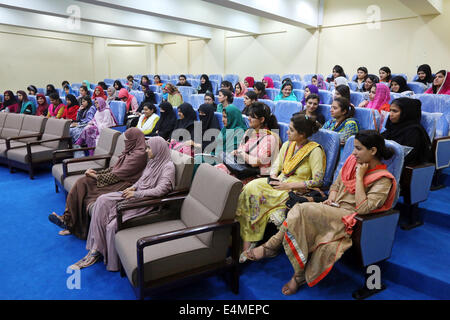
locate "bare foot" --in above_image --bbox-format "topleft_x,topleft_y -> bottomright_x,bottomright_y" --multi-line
282,274 -> 304,296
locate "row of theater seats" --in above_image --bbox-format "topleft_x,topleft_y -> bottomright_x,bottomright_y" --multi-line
48,126 -> 420,299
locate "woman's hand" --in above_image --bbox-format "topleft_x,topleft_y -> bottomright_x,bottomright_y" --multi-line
323,190 -> 337,206
356,163 -> 369,180
85,169 -> 97,180
122,188 -> 136,199
270,180 -> 292,190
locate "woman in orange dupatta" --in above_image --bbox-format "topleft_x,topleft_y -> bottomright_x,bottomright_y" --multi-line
245,130 -> 397,295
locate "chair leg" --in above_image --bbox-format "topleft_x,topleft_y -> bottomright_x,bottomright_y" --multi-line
54,179 -> 59,193
231,266 -> 240,294
400,203 -> 424,230
430,169 -> 445,191
29,166 -> 34,180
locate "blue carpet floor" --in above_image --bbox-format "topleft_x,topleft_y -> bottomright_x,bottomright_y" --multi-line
0,165 -> 448,300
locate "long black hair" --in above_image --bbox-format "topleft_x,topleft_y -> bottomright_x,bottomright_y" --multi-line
356,130 -> 394,160
248,102 -> 279,131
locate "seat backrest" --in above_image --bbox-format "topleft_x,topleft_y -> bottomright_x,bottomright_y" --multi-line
214,112 -> 224,129
265,88 -> 278,101
130,91 -> 144,105
109,101 -> 126,125
170,149 -> 194,191
317,104 -> 332,123
309,129 -> 341,187
354,107 -> 379,131
177,86 -> 196,100
94,127 -> 121,157
190,94 -> 205,110
334,136 -> 404,206
348,82 -> 357,91
431,113 -> 449,138
17,115 -> 47,142
264,74 -> 281,82
0,112 -> 8,132
292,89 -> 304,102
0,113 -> 25,139
273,101 -> 303,123
273,81 -> 282,89
41,118 -> 71,149
282,74 -> 301,82
278,122 -> 289,143
421,111 -> 437,141
223,74 -> 239,87
414,94 -> 449,114
110,134 -> 126,167
318,90 -> 333,105
180,163 -> 243,246
389,92 -> 403,104
259,99 -> 275,113
233,97 -> 245,112
407,82 -> 426,94
291,81 -> 305,90
350,92 -> 365,107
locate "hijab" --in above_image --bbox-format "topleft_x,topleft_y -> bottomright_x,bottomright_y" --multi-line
154,102 -> 177,141
263,76 -> 274,89
17,90 -> 35,114
334,76 -> 349,87
134,137 -> 176,191
199,74 -> 213,94
82,80 -> 91,89
92,97 -> 117,129
381,98 -> 431,166
416,64 -> 433,85
426,70 -> 450,95
316,75 -> 327,90
27,85 -> 38,95
175,103 -> 197,131
111,127 -> 148,183
235,81 -> 248,98
274,81 -> 297,101
301,84 -> 321,105
65,94 -> 79,109
218,105 -> 247,153
36,93 -> 49,116
245,77 -> 255,88
198,103 -> 221,151
92,86 -> 107,100
390,76 -> 411,93
117,88 -> 135,112
367,83 -> 390,110
1,90 -> 19,112
106,86 -> 118,104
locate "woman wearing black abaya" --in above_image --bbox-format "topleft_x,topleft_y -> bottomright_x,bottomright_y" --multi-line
150,102 -> 177,141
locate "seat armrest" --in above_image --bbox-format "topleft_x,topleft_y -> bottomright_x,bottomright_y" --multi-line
27,136 -> 72,147
52,147 -> 95,164
62,154 -> 112,179
5,133 -> 42,148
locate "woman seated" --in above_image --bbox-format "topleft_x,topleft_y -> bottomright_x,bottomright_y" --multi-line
118,88 -> 139,122
82,80 -> 91,90
97,82 -> 108,91
153,75 -> 163,87
298,94 -> 325,126
253,82 -> 270,100
390,76 -> 413,96
49,128 -> 148,239
47,93 -> 66,119
334,84 -> 355,107
359,83 -> 390,112
244,130 -> 397,295
0,90 -> 19,113
216,102 -> 280,184
176,74 -> 192,87
128,88 -> 158,127
69,136 -> 176,270
113,80 -> 124,92
150,102 -> 177,141
354,67 -> 369,90
70,96 -> 97,143
416,64 -> 433,87
36,93 -> 50,117
323,97 -> 359,145
203,92 -> 217,110
301,84 -> 320,107
236,114 -> 325,262
242,91 -> 258,116
333,76 -> 349,89
262,77 -> 275,89
326,65 -> 347,83
164,83 -> 184,107
140,75 -> 151,88
357,74 -> 379,93
135,103 -> 160,136
106,86 -> 118,105
425,70 -> 450,95
92,86 -> 107,101
46,84 -> 58,96
197,74 -> 214,94
221,81 -> 234,93
311,75 -> 327,90
379,66 -> 392,84
61,94 -> 80,121
216,89 -> 235,113
63,84 -> 75,98
381,98 -> 432,167
274,81 -> 296,102
75,97 -> 117,155
27,85 -> 38,96
234,81 -> 248,98
168,103 -> 198,156
17,90 -> 36,115
244,77 -> 255,89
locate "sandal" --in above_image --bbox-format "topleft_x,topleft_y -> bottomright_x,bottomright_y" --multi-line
48,212 -> 66,229
245,244 -> 278,261
58,229 -> 71,236
282,273 -> 305,296
239,242 -> 256,263
69,250 -> 101,270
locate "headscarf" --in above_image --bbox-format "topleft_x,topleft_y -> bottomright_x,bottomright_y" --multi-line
153,102 -> 177,141
198,103 -> 221,151
390,76 -> 411,93
175,103 -> 197,132
301,84 -> 321,105
367,83 -> 391,111
111,127 -> 148,183
46,84 -> 57,96
16,90 -> 35,114
1,90 -> 19,113
134,137 -> 176,190
106,86 -> 118,104
234,81 -> 248,98
381,98 -> 431,166
82,80 -> 91,89
274,81 -> 297,101
92,97 -> 117,129
334,76 -> 349,87
92,85 -> 107,100
117,88 -> 135,112
416,64 -> 433,85
63,84 -> 75,96
263,76 -> 274,89
425,70 -> 450,95
65,94 -> 79,109
27,85 -> 38,95
245,77 -> 255,88
198,74 -> 213,94
35,93 -> 49,116
316,75 -> 327,90
218,105 -> 247,153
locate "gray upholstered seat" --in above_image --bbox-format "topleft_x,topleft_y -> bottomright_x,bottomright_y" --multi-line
115,163 -> 242,299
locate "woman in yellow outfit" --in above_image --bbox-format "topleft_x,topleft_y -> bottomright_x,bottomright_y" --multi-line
236,114 -> 326,262
136,103 -> 160,136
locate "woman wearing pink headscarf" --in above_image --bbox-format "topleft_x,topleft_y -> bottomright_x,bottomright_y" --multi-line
75,97 -> 117,155
244,77 -> 255,88
117,88 -> 139,113
234,81 -> 248,97
359,83 -> 391,112
425,70 -> 450,95
262,76 -> 275,89
69,136 -> 176,270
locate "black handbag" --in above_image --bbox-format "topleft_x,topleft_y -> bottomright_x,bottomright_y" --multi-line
286,189 -> 328,209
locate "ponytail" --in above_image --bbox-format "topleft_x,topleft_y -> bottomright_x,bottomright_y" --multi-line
334,97 -> 354,119
355,130 -> 394,160
248,102 -> 279,130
